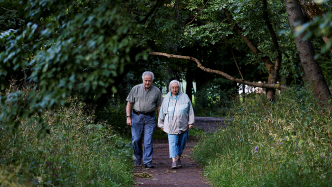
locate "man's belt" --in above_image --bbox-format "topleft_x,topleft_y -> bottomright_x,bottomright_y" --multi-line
133,109 -> 154,116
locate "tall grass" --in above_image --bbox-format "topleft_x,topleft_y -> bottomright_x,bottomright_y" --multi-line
192,86 -> 332,186
0,96 -> 133,186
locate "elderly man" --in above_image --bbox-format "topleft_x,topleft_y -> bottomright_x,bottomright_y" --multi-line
126,71 -> 162,168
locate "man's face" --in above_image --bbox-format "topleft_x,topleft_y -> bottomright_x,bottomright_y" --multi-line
143,75 -> 153,89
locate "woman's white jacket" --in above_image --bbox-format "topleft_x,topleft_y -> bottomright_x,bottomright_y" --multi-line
158,92 -> 195,134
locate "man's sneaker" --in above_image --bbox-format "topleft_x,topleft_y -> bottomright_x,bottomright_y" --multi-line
134,160 -> 141,166
171,161 -> 178,169
144,162 -> 154,168
176,159 -> 182,167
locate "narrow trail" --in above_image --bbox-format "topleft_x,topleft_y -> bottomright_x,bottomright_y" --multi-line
133,117 -> 229,187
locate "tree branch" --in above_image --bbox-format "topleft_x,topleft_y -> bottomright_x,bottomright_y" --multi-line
138,0 -> 165,24
186,0 -> 210,26
262,0 -> 282,69
223,8 -> 275,71
149,52 -> 288,90
230,46 -> 244,80
1,7 -> 18,12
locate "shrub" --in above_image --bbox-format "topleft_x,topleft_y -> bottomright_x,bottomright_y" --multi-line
0,97 -> 133,186
95,97 -> 131,137
192,86 -> 332,186
194,83 -> 232,117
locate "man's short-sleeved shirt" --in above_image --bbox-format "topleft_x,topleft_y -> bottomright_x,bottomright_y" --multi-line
126,84 -> 162,113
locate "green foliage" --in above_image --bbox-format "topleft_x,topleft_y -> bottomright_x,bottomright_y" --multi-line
0,2 -> 25,32
295,11 -> 332,55
192,86 -> 332,186
0,96 -> 133,186
96,97 -> 131,136
0,0 -> 150,133
194,80 -> 233,117
183,0 -> 305,85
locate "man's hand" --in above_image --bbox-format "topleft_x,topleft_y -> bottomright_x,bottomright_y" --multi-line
189,124 -> 193,129
127,117 -> 132,126
126,102 -> 133,126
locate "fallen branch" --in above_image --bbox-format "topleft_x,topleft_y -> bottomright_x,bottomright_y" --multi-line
149,52 -> 288,90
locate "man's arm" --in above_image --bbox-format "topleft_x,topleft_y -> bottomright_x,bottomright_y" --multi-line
126,102 -> 133,126
157,106 -> 161,117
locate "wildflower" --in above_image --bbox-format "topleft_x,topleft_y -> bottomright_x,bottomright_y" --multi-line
321,156 -> 325,158
254,147 -> 258,153
279,143 -> 281,145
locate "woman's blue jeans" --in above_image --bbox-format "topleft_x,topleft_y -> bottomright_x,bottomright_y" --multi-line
131,112 -> 156,164
168,132 -> 189,158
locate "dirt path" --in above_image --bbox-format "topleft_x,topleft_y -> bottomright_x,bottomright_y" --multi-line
133,117 -> 228,187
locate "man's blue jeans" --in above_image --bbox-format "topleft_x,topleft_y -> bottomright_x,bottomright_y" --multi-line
131,112 -> 156,164
168,132 -> 189,158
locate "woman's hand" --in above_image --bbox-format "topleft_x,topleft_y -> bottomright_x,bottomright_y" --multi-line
188,124 -> 193,129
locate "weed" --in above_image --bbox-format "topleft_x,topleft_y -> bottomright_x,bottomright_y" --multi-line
193,86 -> 332,186
1,94 -> 133,186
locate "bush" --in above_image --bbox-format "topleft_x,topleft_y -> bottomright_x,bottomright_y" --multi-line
95,97 -> 131,137
0,97 -> 134,187
194,83 -> 233,117
192,86 -> 332,186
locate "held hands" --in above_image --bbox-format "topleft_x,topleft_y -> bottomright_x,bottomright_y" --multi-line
156,123 -> 164,131
126,117 -> 132,126
188,124 -> 193,129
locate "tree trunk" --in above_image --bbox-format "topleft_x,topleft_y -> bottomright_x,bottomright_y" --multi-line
295,0 -> 332,54
186,63 -> 193,102
280,76 -> 287,93
266,63 -> 278,100
285,0 -> 331,102
224,5 -> 282,101
242,84 -> 245,102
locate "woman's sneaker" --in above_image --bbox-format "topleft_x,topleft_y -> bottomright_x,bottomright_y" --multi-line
171,161 -> 178,169
176,159 -> 182,167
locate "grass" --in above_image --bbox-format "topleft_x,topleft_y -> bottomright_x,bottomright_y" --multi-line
0,97 -> 134,187
192,86 -> 332,186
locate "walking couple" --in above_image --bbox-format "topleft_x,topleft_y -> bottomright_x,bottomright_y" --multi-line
126,71 -> 195,169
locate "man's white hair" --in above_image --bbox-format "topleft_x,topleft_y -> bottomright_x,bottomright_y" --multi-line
142,71 -> 154,81
169,80 -> 181,92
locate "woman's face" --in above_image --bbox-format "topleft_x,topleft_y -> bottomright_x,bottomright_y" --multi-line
170,82 -> 179,96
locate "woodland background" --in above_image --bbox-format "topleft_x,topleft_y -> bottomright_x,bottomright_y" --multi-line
1,0 -> 332,186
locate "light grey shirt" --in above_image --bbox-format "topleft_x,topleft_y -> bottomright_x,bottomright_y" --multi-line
158,92 -> 195,134
126,84 -> 162,113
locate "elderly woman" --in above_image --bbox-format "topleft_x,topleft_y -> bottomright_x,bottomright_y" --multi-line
158,80 -> 195,169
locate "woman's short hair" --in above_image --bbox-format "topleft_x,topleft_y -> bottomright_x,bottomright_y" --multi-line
169,80 -> 181,92
142,71 -> 154,81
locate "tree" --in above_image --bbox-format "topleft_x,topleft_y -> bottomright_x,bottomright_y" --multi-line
285,0 -> 331,102
152,0 -> 298,100
0,0 -> 168,132
149,51 -> 287,90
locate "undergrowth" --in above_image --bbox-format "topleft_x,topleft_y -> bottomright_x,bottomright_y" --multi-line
0,96 -> 133,186
193,86 -> 332,186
